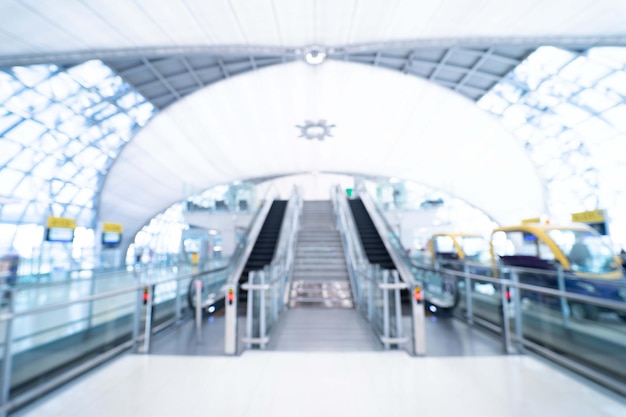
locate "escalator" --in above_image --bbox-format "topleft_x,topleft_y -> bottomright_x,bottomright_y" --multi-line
238,200 -> 288,310
348,198 -> 395,270
348,198 -> 410,306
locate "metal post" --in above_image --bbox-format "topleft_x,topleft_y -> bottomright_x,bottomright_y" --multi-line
245,272 -> 254,350
1,289 -> 15,416
140,284 -> 154,354
510,269 -> 523,351
224,281 -> 238,355
367,265 -> 374,322
463,262 -> 473,325
411,284 -> 426,356
557,266 -> 570,327
270,268 -> 278,324
382,270 -> 390,350
174,277 -> 181,322
392,271 -> 403,343
195,279 -> 202,343
86,275 -> 96,332
132,287 -> 142,348
259,270 -> 267,350
500,278 -> 513,354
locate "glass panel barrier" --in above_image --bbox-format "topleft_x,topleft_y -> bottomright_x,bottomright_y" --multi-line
240,189 -> 301,349
0,263 -> 230,415
433,261 -> 626,395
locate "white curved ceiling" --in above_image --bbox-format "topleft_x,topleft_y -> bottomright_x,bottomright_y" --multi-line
2,0 -> 626,62
2,0 -> 623,243
101,60 -> 544,235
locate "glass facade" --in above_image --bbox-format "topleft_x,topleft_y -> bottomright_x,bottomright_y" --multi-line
478,46 -> 626,249
3,46 -> 626,272
0,60 -> 156,267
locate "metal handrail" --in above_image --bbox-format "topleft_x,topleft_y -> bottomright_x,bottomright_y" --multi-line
354,186 -> 429,355
332,185 -> 369,268
269,187 -> 302,268
238,189 -> 302,350
224,187 -> 278,287
0,265 -> 226,322
0,260 -> 230,416
358,187 -> 417,287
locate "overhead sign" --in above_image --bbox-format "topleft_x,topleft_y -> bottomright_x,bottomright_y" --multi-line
571,209 -> 605,223
47,216 -> 76,229
103,222 -> 123,233
521,217 -> 541,224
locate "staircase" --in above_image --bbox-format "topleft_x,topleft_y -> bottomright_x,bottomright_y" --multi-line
289,200 -> 353,308
268,200 -> 381,351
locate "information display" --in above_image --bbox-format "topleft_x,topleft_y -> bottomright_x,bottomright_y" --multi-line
102,231 -> 122,246
571,209 -> 608,236
46,227 -> 75,243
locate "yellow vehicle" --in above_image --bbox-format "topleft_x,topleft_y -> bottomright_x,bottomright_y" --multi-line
490,222 -> 626,320
429,233 -> 491,265
422,233 -> 492,310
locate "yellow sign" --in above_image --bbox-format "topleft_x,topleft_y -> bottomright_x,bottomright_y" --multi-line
571,209 -> 605,223
47,216 -> 76,229
103,222 -> 123,233
521,217 -> 541,224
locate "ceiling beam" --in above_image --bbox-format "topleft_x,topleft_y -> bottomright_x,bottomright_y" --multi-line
2,34 -> 626,67
141,58 -> 181,99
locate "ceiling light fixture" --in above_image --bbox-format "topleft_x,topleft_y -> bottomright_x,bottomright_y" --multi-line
304,46 -> 327,65
296,120 -> 336,141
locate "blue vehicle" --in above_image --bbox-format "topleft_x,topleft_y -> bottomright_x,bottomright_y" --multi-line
491,223 -> 626,321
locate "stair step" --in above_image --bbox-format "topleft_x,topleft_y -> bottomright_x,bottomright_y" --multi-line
290,201 -> 354,308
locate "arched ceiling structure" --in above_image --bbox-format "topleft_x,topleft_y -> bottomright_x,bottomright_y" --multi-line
101,60 -> 543,234
2,1 -> 626,242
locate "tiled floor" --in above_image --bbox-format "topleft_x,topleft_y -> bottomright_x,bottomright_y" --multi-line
15,351 -> 626,417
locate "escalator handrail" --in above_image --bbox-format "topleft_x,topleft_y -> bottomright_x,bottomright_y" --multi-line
225,186 -> 278,285
357,186 -> 417,287
269,186 -> 302,268
332,186 -> 369,269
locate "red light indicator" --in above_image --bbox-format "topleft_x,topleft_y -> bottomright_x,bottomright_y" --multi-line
414,286 -> 423,302
227,288 -> 234,305
143,287 -> 149,305
506,289 -> 512,302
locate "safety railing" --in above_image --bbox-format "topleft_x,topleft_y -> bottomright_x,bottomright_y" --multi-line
333,186 -> 423,353
240,188 -> 302,349
179,187 -> 279,354
0,263 -> 228,417
409,256 -> 626,396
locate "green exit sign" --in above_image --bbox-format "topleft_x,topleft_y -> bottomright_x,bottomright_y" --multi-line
346,188 -> 353,197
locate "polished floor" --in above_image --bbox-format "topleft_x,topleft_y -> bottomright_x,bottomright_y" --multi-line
15,350 -> 626,417
13,312 -> 626,417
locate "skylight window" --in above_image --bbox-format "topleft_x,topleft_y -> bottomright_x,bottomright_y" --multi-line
0,60 -> 157,251
479,45 -> 626,249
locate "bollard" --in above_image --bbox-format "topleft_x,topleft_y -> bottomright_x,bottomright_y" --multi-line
411,284 -> 426,356
140,285 -> 154,354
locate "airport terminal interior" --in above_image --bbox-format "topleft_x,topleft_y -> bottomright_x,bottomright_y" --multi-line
1,1 -> 626,416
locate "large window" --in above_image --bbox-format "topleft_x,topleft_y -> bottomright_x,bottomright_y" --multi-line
479,46 -> 626,250
0,60 -> 156,268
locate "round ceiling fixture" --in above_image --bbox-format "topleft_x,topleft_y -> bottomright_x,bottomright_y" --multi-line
304,46 -> 327,65
296,120 -> 336,141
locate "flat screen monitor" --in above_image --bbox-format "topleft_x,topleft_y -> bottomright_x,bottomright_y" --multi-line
588,222 -> 608,236
47,227 -> 75,243
102,231 -> 122,246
